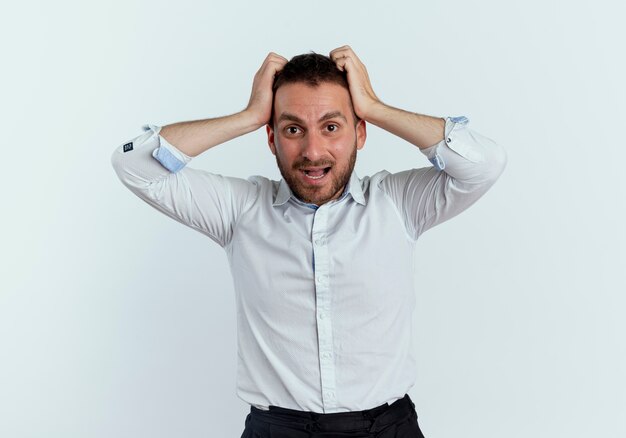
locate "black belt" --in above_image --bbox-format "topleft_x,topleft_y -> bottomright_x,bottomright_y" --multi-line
247,393 -> 417,436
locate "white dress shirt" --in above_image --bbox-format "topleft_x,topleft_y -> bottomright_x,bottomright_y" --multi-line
110,115 -> 507,413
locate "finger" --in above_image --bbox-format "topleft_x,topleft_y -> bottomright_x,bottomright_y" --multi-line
260,57 -> 287,75
330,46 -> 357,61
329,50 -> 349,62
329,45 -> 352,57
334,55 -> 362,76
269,59 -> 288,74
267,56 -> 287,67
255,61 -> 287,89
330,52 -> 364,73
260,53 -> 287,72
330,51 -> 350,70
334,57 -> 347,71
267,52 -> 289,63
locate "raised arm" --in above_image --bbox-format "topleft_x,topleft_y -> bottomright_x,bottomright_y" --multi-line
110,52 -> 287,247
329,45 -> 445,149
159,52 -> 288,157
329,45 -> 507,239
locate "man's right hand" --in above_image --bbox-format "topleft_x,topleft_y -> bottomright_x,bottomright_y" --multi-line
244,52 -> 288,128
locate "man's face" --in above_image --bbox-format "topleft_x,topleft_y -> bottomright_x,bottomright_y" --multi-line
266,81 -> 366,206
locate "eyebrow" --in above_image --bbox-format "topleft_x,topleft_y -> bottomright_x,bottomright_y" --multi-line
277,111 -> 347,125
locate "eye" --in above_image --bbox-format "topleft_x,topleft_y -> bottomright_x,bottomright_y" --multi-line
285,126 -> 301,135
326,124 -> 339,132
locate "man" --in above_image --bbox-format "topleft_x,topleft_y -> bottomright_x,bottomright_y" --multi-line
111,45 -> 507,437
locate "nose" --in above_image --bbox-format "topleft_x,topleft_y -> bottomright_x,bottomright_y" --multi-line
301,131 -> 327,162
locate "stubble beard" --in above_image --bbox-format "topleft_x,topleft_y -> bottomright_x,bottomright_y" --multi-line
275,141 -> 357,206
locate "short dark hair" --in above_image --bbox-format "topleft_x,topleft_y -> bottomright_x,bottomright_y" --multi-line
270,52 -> 359,127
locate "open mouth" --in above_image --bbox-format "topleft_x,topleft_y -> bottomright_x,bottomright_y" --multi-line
302,167 -> 332,181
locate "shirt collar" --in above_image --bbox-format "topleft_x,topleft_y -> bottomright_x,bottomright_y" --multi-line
273,169 -> 366,207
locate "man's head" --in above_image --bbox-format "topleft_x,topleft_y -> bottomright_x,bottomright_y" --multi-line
266,52 -> 366,206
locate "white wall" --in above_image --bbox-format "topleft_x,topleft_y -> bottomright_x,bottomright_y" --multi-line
1,1 -> 624,437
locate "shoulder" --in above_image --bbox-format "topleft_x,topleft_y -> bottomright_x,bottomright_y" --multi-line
243,174 -> 281,203
365,169 -> 392,190
246,174 -> 278,190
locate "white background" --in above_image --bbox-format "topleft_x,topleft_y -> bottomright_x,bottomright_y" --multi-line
1,1 -> 625,437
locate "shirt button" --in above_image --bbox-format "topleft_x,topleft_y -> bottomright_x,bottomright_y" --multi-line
317,275 -> 327,285
318,312 -> 325,320
446,137 -> 452,143
315,238 -> 325,246
322,352 -> 332,359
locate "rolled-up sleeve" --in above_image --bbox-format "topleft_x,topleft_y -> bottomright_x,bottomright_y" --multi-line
110,124 -> 193,190
110,124 -> 259,247
418,115 -> 508,184
379,116 -> 507,239
146,124 -> 193,173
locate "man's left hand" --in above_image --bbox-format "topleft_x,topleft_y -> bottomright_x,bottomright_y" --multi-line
330,45 -> 381,121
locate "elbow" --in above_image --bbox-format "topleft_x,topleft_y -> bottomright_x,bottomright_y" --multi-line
465,140 -> 508,186
476,134 -> 507,184
465,139 -> 508,186
490,140 -> 508,182
110,147 -> 132,186
109,146 -> 153,194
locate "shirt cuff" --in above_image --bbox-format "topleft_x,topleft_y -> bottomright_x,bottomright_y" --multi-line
142,123 -> 193,173
419,115 -> 483,171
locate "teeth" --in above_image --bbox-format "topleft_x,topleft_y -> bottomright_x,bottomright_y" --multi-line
305,172 -> 325,179
304,168 -> 328,180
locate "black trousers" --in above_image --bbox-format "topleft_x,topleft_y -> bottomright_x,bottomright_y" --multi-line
240,393 -> 425,438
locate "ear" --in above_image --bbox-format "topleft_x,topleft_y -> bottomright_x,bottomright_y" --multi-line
356,119 -> 366,151
266,124 -> 276,155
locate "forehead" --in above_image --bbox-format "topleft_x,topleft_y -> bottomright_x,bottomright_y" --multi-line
274,82 -> 352,121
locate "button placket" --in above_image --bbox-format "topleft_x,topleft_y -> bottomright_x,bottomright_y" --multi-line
311,206 -> 337,411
